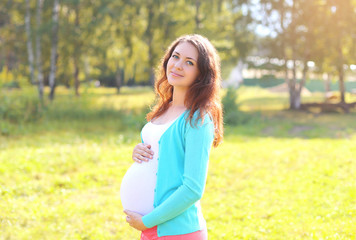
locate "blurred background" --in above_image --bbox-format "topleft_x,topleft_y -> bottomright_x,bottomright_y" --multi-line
0,0 -> 356,239
1,0 -> 355,105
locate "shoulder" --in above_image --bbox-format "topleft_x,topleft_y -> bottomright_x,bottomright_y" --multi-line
184,109 -> 213,126
182,109 -> 214,138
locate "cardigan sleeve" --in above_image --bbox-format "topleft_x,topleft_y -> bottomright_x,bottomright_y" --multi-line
141,116 -> 214,228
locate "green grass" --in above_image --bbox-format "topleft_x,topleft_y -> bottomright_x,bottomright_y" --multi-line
0,86 -> 355,239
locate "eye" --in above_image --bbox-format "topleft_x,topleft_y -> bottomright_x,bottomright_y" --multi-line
187,61 -> 194,66
172,54 -> 179,59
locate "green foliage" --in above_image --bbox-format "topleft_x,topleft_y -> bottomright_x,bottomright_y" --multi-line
0,86 -> 155,136
1,81 -> 21,89
0,0 -> 257,91
0,121 -> 10,136
222,87 -> 250,125
0,94 -> 43,123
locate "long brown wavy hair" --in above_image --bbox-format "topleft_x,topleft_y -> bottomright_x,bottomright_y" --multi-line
146,34 -> 223,147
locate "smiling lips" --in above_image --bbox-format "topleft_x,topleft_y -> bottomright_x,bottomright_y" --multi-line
170,71 -> 184,77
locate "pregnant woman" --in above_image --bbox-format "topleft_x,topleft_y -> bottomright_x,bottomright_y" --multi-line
120,34 -> 223,239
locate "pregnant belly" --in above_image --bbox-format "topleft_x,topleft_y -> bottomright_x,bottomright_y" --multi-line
120,161 -> 157,215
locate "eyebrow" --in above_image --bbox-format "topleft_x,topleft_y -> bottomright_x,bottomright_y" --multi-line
174,51 -> 197,62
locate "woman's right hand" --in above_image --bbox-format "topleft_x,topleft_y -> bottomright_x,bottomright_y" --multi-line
132,143 -> 154,163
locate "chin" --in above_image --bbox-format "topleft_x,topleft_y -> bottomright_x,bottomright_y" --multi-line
167,78 -> 190,90
167,78 -> 177,86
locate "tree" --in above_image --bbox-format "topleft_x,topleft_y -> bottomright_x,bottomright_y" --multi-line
2,0 -> 259,103
73,1 -> 80,96
260,0 -> 303,109
35,0 -> 44,103
260,0 -> 318,109
49,0 -> 59,100
25,0 -> 35,85
284,0 -> 322,109
323,0 -> 356,103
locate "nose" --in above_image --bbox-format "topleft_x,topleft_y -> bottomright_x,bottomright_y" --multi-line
174,60 -> 183,70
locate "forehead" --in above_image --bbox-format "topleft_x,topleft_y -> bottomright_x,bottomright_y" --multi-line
174,41 -> 198,59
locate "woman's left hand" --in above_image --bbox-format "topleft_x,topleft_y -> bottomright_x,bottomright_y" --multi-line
124,210 -> 148,231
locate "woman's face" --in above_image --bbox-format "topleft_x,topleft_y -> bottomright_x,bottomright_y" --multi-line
166,41 -> 200,91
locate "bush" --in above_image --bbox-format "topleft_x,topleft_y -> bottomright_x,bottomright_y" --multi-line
1,81 -> 21,89
222,87 -> 250,125
98,74 -> 117,87
0,94 -> 43,123
261,74 -> 276,80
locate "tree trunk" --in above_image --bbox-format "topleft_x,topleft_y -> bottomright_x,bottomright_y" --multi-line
337,45 -> 345,103
292,60 -> 308,109
25,0 -> 35,85
288,58 -> 298,109
49,0 -> 59,101
217,0 -> 223,12
280,1 -> 292,108
324,73 -> 331,93
84,55 -> 91,85
148,43 -> 155,87
299,60 -> 308,95
195,0 -> 201,32
145,4 -> 155,86
338,68 -> 345,103
148,67 -> 154,86
115,63 -> 122,94
290,92 -> 301,109
288,0 -> 301,110
74,4 -> 80,96
36,0 -> 44,103
74,58 -> 80,96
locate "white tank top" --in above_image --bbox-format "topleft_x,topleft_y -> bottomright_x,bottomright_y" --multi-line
120,118 -> 177,215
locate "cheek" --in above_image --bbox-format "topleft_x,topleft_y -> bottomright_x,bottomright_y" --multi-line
188,69 -> 199,82
166,60 -> 173,74
166,58 -> 174,69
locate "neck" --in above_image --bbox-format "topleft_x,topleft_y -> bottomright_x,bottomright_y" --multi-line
171,87 -> 187,107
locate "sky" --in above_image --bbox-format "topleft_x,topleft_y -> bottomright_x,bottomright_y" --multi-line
245,0 -> 278,37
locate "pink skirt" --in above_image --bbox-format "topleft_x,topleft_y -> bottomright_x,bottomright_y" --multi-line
141,226 -> 207,240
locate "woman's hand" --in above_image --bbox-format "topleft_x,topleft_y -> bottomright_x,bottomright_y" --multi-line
132,143 -> 154,163
124,210 -> 148,231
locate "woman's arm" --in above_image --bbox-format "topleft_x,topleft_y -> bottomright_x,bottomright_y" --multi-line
141,118 -> 214,228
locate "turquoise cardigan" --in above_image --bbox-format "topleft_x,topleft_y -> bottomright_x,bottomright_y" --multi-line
141,110 -> 214,237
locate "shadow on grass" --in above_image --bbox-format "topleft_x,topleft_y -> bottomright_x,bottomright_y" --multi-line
1,105 -> 356,142
0,105 -> 150,144
78,86 -> 154,96
224,109 -> 356,140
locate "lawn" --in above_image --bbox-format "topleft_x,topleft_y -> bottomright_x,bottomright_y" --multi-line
0,86 -> 355,239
